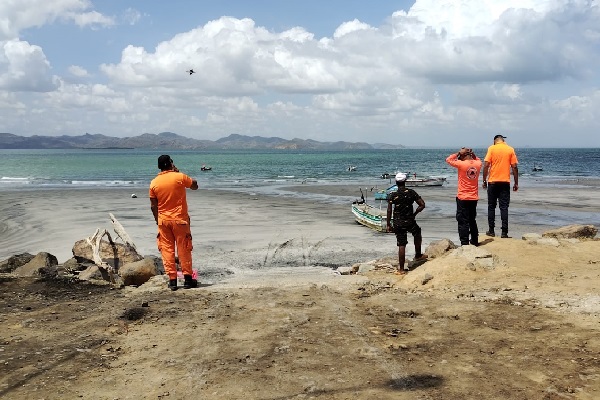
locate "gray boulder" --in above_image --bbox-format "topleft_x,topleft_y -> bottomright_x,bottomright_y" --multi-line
119,257 -> 161,286
72,239 -> 143,269
542,224 -> 598,240
424,239 -> 458,259
62,257 -> 94,274
450,245 -> 496,270
13,252 -> 58,277
78,264 -> 111,282
0,253 -> 35,273
522,233 -> 542,241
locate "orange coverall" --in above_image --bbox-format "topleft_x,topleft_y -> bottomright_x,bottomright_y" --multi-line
149,171 -> 195,279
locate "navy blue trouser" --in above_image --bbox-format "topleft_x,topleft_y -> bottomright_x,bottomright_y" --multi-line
487,182 -> 510,234
456,198 -> 478,245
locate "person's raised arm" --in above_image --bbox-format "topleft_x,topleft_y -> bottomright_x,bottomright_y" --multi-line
446,152 -> 460,167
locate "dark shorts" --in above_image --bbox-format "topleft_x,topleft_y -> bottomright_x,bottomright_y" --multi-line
393,219 -> 421,246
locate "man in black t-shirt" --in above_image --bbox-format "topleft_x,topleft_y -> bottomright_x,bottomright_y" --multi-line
386,172 -> 427,273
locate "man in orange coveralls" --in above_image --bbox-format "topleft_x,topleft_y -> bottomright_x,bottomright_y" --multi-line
150,155 -> 199,291
446,147 -> 482,246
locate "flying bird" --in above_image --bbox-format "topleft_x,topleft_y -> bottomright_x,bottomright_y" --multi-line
186,69 -> 195,75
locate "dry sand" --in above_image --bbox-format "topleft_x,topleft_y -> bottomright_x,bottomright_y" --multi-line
1,183 -> 600,399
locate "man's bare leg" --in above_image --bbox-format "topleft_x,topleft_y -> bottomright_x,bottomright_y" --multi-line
397,245 -> 407,273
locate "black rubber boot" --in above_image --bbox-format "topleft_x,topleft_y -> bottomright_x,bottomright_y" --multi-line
168,279 -> 178,291
183,274 -> 198,289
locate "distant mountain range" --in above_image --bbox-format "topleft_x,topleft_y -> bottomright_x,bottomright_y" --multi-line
0,132 -> 404,150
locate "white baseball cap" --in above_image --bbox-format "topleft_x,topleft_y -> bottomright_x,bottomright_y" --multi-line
395,172 -> 407,182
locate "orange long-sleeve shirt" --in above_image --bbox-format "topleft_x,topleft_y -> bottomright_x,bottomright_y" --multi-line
446,154 -> 482,200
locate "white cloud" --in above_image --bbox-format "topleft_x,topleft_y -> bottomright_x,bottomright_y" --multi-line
333,19 -> 375,38
68,65 -> 89,78
0,91 -> 25,109
553,90 -> 600,124
0,0 -> 114,40
122,7 -> 142,26
66,10 -> 114,29
0,39 -> 56,92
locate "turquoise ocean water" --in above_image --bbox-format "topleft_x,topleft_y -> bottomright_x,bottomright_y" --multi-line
1,148 -> 599,192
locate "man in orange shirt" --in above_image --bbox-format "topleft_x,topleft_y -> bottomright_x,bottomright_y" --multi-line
482,135 -> 519,238
150,155 -> 199,291
446,147 -> 482,246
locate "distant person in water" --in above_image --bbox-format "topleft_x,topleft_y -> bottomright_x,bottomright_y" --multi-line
386,172 -> 427,273
446,147 -> 482,246
482,135 -> 519,238
149,155 -> 199,291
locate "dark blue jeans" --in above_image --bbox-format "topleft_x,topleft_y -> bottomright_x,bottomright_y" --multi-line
487,182 -> 510,234
456,198 -> 478,245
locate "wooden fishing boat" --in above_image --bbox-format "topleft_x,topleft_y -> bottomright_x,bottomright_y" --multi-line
351,202 -> 388,232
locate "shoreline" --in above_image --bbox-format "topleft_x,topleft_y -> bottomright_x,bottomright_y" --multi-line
1,184 -> 599,277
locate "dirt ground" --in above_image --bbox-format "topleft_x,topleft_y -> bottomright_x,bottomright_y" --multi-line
1,237 -> 600,400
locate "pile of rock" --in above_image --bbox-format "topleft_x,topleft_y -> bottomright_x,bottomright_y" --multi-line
0,239 -> 164,287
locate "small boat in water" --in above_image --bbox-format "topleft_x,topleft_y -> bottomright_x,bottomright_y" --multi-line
347,165 -> 356,171
201,164 -> 212,171
374,177 -> 447,200
532,164 -> 543,172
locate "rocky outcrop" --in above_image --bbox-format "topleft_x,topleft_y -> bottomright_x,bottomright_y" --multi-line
449,245 -> 497,270
72,239 -> 143,268
78,264 -> 111,282
119,257 -> 161,286
13,252 -> 58,277
0,252 -> 35,273
542,224 -> 598,240
424,239 -> 458,259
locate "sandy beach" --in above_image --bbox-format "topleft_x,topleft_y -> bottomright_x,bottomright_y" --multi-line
2,181 -> 599,274
1,182 -> 600,399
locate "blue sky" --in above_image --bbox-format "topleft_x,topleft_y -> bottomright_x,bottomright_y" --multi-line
2,0 -> 600,147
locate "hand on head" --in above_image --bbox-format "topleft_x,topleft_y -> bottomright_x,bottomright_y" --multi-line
458,147 -> 476,160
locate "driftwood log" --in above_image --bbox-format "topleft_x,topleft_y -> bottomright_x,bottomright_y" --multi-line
86,213 -> 137,285
86,228 -> 118,283
110,212 -> 138,252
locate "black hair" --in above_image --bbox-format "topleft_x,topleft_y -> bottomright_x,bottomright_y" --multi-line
158,155 -> 173,171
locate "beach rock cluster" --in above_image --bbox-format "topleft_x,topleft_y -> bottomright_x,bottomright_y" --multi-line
541,224 -> 598,239
0,238 -> 163,287
342,224 -> 597,284
0,253 -> 35,273
0,252 -> 58,277
522,224 -> 597,247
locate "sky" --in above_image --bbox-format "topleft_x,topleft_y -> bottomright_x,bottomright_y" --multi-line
1,0 -> 600,148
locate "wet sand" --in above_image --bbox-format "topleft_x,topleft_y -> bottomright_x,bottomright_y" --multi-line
1,182 -> 599,283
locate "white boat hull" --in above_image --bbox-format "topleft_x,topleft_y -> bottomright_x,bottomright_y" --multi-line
351,203 -> 389,232
374,178 -> 447,200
